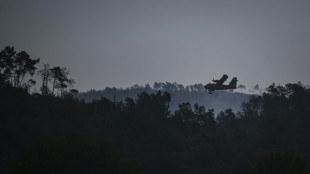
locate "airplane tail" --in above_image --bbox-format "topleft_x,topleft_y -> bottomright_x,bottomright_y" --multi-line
229,77 -> 238,88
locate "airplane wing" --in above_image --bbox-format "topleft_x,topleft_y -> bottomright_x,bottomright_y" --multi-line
215,74 -> 228,85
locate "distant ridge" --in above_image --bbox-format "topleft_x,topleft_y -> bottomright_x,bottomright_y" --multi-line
76,82 -> 253,113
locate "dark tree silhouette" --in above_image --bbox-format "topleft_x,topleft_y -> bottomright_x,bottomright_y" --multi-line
0,46 -> 39,88
12,51 -> 40,88
38,64 -> 74,96
0,46 -> 15,85
38,64 -> 52,95
50,66 -> 74,96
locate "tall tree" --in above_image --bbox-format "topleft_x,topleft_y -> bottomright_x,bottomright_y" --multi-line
38,64 -> 52,95
50,66 -> 74,96
12,51 -> 40,88
0,46 -> 39,88
38,65 -> 74,96
0,46 -> 16,84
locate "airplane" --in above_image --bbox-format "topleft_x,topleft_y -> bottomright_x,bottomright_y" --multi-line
204,74 -> 238,94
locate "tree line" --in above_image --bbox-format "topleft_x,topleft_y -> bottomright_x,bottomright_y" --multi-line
0,46 -> 77,96
77,82 -> 250,113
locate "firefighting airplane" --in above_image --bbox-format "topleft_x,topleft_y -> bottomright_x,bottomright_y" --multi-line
204,74 -> 238,94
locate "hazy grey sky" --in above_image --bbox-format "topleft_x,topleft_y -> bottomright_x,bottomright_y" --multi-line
1,0 -> 310,91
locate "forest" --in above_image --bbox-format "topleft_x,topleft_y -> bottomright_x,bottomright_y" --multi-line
1,46 -> 310,174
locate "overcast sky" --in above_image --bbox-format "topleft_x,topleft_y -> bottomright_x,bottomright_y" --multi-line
1,0 -> 310,91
